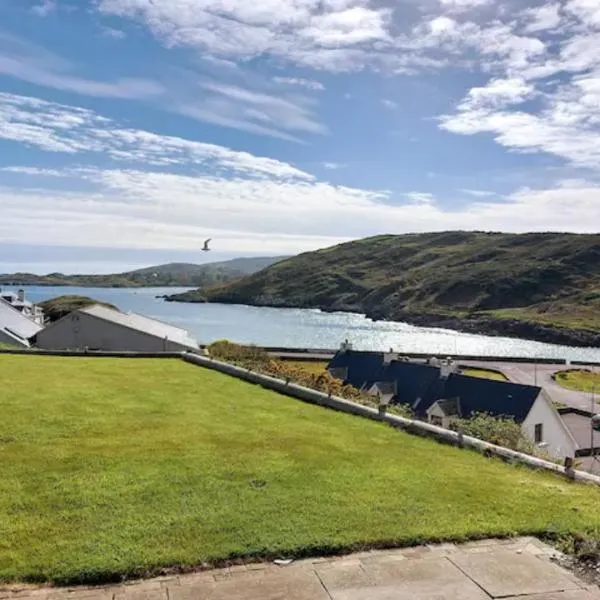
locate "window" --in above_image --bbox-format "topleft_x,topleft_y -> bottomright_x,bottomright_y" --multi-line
430,415 -> 443,427
534,423 -> 543,444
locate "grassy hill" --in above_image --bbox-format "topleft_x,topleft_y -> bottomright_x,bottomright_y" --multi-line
195,232 -> 600,346
0,256 -> 288,288
38,295 -> 119,322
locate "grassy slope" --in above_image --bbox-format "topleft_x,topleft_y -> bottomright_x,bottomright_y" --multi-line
201,232 -> 600,332
38,295 -> 119,322
2,356 -> 600,584
555,369 -> 600,393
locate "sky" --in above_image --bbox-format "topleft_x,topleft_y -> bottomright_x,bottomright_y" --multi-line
0,0 -> 599,273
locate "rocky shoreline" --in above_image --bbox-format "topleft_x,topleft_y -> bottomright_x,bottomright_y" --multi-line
378,312 -> 600,349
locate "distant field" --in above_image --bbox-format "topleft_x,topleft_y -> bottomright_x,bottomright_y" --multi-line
555,369 -> 600,393
461,367 -> 508,382
2,355 -> 600,585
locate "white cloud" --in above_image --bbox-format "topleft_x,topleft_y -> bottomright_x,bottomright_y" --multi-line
0,92 -> 313,179
382,99 -> 398,109
439,0 -> 491,9
97,0 -> 394,72
323,162 -> 346,169
102,27 -> 127,40
4,167 -> 600,257
405,191 -> 435,204
31,0 -> 56,16
520,3 -> 562,34
0,34 -> 162,99
273,77 -> 325,91
566,0 -> 600,28
461,188 -> 496,197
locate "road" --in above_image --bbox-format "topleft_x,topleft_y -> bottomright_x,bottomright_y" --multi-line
462,361 -> 597,411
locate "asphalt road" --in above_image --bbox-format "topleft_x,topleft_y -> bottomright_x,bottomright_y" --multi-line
462,361 -> 598,411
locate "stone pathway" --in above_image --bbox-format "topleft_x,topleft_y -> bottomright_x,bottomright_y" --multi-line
2,537 -> 599,599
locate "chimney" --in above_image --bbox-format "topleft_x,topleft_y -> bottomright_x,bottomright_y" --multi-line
17,289 -> 25,302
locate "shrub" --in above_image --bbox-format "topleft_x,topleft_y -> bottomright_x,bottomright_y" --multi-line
449,412 -> 537,454
207,341 -> 413,418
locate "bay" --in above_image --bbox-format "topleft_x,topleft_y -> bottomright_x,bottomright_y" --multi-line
4,285 -> 600,362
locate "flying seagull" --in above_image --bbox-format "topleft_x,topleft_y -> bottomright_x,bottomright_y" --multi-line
202,238 -> 212,252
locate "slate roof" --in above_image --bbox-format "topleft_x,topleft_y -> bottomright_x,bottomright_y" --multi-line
327,350 -> 385,389
80,305 -> 199,349
327,350 -> 542,424
0,298 -> 43,342
439,374 -> 541,423
378,361 -> 442,411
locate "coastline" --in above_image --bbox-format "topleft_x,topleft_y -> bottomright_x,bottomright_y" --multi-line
165,293 -> 600,349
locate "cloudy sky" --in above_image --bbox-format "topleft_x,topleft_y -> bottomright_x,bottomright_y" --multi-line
0,0 -> 599,273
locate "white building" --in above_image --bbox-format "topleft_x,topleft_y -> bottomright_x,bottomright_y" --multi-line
426,386 -> 577,460
0,289 -> 44,325
0,299 -> 43,348
35,304 -> 199,352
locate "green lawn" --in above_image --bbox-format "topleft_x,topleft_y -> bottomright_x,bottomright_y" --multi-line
461,367 -> 508,382
555,369 -> 600,394
1,356 -> 600,585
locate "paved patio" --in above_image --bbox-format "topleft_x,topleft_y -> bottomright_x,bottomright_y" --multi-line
2,537 -> 599,599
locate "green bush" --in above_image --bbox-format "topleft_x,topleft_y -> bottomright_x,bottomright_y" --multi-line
450,412 -> 537,454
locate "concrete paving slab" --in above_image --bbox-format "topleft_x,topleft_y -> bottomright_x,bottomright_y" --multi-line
518,592 -> 600,600
170,569 -> 330,600
331,557 -> 488,600
450,549 -> 582,597
315,560 -> 372,592
113,581 -> 167,600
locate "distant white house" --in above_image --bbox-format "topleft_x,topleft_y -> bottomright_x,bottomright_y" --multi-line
0,299 -> 43,348
34,304 -> 199,352
0,289 -> 44,325
426,389 -> 577,460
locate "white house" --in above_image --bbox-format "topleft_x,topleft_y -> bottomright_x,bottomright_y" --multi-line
0,289 -> 45,325
426,381 -> 577,460
0,299 -> 43,348
34,304 -> 199,352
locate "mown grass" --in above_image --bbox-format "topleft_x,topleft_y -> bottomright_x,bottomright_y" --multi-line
2,355 -> 600,585
461,367 -> 508,382
555,369 -> 600,394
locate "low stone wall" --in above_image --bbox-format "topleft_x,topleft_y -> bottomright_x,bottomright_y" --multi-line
182,353 -> 600,486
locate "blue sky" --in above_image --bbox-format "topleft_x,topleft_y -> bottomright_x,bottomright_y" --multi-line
1,0 -> 599,273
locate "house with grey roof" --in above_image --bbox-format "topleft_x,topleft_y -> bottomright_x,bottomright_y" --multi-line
0,298 -> 43,348
34,304 -> 199,352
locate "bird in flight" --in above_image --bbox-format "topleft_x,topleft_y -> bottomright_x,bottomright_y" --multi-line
202,238 -> 212,252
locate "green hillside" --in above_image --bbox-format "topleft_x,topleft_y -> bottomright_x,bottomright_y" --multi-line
0,256 -> 288,288
194,232 -> 600,346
